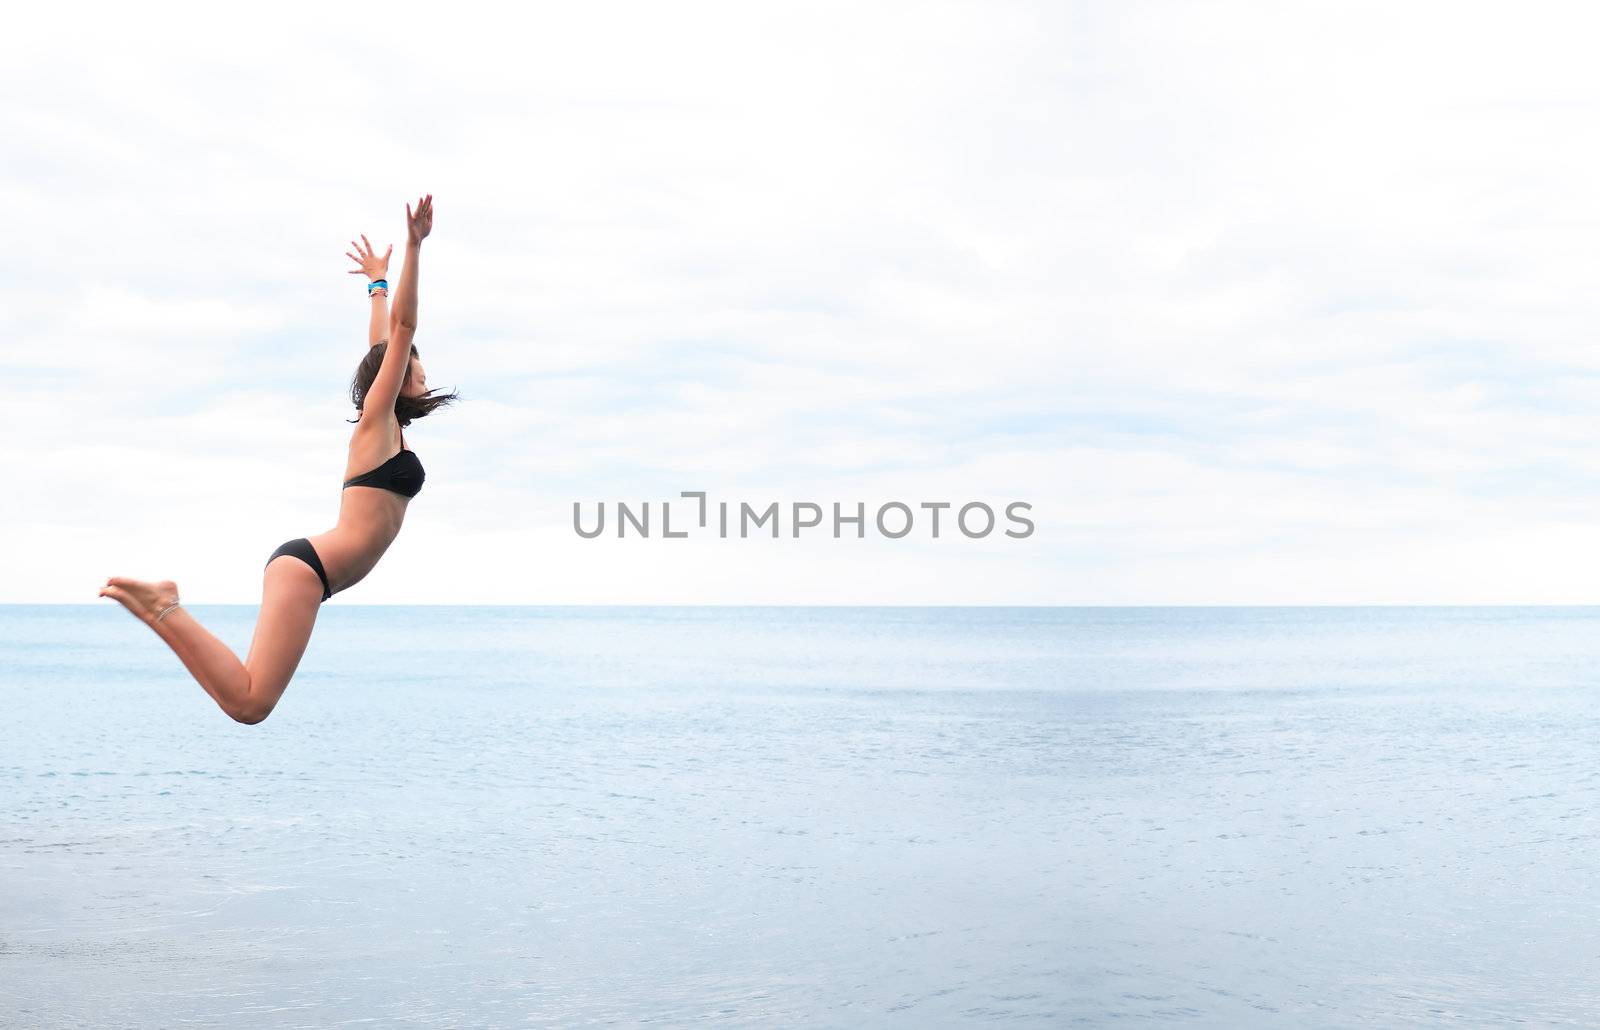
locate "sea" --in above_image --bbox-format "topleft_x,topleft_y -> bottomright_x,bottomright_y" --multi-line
2,605 -> 1597,1027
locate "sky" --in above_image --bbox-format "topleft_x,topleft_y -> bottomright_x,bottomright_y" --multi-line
6,1 -> 1600,604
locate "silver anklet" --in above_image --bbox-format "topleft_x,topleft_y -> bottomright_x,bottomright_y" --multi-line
155,600 -> 182,623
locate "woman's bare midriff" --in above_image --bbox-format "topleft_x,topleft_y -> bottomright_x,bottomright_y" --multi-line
308,486 -> 411,595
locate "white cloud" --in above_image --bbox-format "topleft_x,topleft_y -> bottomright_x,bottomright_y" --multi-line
5,1 -> 1600,603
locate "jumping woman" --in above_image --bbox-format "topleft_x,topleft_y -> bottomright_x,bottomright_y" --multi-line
99,193 -> 456,724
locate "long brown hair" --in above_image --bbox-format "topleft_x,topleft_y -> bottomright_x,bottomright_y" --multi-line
350,341 -> 459,426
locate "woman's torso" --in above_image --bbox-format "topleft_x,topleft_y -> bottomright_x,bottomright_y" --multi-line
309,417 -> 421,595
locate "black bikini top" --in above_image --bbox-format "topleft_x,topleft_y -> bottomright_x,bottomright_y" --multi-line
343,447 -> 425,498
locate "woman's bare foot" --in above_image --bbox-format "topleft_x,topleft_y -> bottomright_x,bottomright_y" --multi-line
100,577 -> 180,626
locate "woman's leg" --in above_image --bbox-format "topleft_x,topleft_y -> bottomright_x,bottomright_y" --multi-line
100,557 -> 324,724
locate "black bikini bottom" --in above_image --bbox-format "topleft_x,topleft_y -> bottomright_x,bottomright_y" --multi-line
267,537 -> 333,602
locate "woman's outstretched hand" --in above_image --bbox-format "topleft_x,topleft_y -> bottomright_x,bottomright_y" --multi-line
346,234 -> 392,279
406,194 -> 433,245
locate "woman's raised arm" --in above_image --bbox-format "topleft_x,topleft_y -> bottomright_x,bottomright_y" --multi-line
346,234 -> 393,348
361,195 -> 432,417
392,194 -> 430,332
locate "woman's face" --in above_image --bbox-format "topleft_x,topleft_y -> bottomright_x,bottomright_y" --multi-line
402,356 -> 428,398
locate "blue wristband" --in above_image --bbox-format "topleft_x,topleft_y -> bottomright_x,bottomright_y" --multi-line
368,279 -> 388,295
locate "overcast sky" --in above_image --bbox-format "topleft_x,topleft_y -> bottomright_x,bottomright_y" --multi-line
6,1 -> 1600,604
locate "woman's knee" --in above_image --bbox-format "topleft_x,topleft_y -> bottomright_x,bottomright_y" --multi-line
227,678 -> 282,724
229,698 -> 276,725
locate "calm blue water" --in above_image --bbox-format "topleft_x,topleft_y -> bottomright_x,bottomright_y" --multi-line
3,605 -> 1599,1027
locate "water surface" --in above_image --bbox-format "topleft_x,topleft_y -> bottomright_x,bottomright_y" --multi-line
3,605 -> 1597,1026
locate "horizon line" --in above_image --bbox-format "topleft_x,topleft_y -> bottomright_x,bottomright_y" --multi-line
9,602 -> 1600,610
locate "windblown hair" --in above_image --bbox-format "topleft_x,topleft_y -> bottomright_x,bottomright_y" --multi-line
349,341 -> 459,427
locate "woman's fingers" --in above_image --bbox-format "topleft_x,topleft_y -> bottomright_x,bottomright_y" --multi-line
347,233 -> 391,271
405,195 -> 433,238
